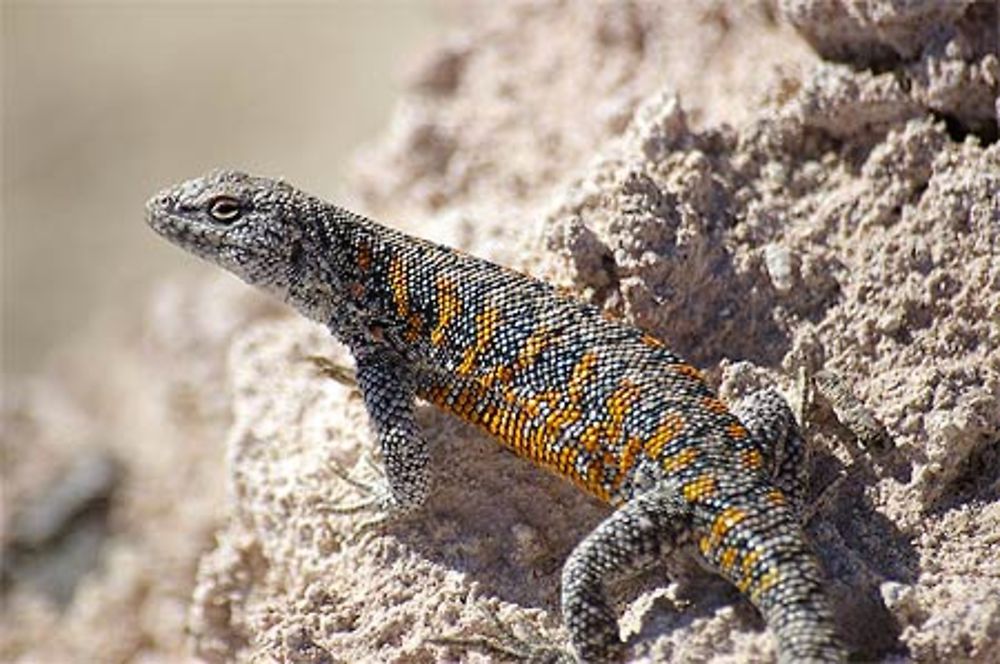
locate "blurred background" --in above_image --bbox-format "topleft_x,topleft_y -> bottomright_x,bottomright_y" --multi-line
3,0 -> 446,376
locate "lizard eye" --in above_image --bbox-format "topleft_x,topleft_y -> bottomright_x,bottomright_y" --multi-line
208,196 -> 243,223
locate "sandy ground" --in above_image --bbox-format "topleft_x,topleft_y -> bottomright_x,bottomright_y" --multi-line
3,1 -> 998,663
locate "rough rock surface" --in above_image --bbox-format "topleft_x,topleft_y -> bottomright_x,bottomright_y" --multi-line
779,0 -> 998,136
1,277 -> 282,662
3,1 -> 998,663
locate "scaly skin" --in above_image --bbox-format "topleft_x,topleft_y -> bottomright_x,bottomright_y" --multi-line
147,170 -> 845,662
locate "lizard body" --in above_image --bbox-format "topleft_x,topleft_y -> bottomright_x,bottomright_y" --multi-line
147,170 -> 844,662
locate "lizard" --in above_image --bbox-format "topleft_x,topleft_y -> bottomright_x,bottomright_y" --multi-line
146,170 -> 846,663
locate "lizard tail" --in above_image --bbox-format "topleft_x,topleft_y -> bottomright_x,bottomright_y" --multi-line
698,497 -> 846,663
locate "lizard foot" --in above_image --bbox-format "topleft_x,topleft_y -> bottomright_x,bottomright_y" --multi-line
429,601 -> 574,664
305,354 -> 357,387
320,452 -> 400,542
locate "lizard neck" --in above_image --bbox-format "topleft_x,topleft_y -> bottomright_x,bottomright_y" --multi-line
283,205 -> 368,328
285,205 -> 428,354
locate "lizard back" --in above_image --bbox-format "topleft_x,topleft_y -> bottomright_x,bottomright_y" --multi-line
325,217 -> 763,508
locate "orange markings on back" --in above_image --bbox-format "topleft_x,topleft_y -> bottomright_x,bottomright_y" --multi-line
356,243 -> 372,272
428,382 -> 475,419
496,405 -> 516,439
479,365 -> 515,389
559,378 -> 642,497
586,456 -> 610,502
430,277 -> 460,346
767,488 -> 787,506
741,549 -> 761,576
640,333 -> 665,348
727,421 -> 749,439
568,352 -> 598,397
619,436 -> 644,479
481,403 -> 502,430
700,506 -> 748,557
458,307 -> 501,375
603,450 -> 617,469
523,395 -> 543,418
741,448 -> 764,470
488,346 -> 594,463
580,425 -> 602,452
542,403 -> 581,435
533,353 -> 597,453
424,384 -> 447,406
644,413 -> 685,459
514,408 -> 536,449
751,567 -> 782,601
428,378 -> 560,471
388,256 -> 409,317
672,363 -> 706,382
715,506 -> 748,536
701,396 -> 729,414
590,380 -> 641,451
719,547 -> 739,573
404,313 -> 423,344
558,446 -> 579,475
605,380 -> 640,425
439,344 -> 652,504
737,549 -> 762,592
515,326 -> 552,370
662,446 -> 698,473
604,382 -> 641,474
682,473 -> 718,503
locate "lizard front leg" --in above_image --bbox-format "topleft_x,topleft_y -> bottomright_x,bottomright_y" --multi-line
326,349 -> 430,521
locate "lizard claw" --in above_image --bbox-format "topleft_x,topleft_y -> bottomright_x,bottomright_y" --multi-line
321,452 -> 399,542
305,354 -> 357,387
326,456 -> 382,498
429,601 -> 574,664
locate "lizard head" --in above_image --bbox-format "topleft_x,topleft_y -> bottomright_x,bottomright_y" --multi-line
147,170 -> 313,296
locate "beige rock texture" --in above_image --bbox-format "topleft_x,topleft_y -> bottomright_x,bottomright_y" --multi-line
3,1 -> 998,663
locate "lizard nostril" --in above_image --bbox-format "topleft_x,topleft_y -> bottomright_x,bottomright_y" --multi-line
146,192 -> 175,224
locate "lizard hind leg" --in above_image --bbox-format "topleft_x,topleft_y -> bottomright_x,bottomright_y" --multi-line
731,388 -> 808,513
561,485 -> 692,662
